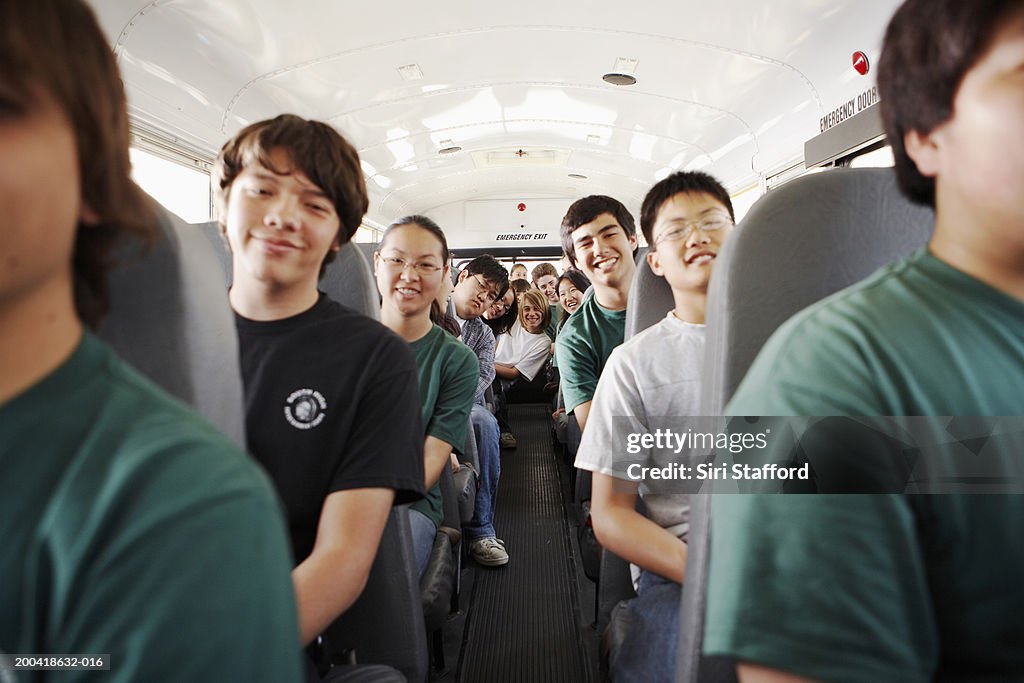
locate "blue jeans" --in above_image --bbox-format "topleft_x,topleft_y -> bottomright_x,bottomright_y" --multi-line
407,507 -> 436,578
609,570 -> 681,683
465,403 -> 500,541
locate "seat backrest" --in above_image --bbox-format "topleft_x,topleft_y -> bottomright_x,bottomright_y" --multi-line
196,221 -> 233,287
677,167 -> 934,683
324,507 -> 428,683
699,167 -> 935,415
100,204 -> 245,446
352,242 -> 378,271
625,248 -> 673,340
320,241 -> 381,319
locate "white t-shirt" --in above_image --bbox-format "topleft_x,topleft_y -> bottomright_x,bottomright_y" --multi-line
574,312 -> 706,574
494,320 -> 550,382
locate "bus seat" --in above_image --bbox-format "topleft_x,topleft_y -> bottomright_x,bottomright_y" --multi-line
598,547 -> 638,678
101,202 -> 244,446
195,221 -> 232,287
353,242 -> 378,271
456,416 -> 479,524
677,167 -> 935,683
625,246 -> 673,339
421,465 -> 462,669
324,506 -> 428,683
320,242 -> 382,320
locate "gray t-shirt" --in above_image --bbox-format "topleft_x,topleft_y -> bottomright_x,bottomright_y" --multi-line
574,312 -> 705,582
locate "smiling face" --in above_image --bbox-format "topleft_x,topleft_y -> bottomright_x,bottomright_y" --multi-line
535,274 -> 559,304
558,278 -> 585,315
646,192 -> 734,295
520,298 -> 546,334
374,222 -> 447,320
223,147 -> 341,297
452,269 -> 502,320
484,288 -> 514,321
569,212 -> 637,292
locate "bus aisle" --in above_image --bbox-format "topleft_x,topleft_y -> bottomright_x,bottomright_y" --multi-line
457,404 -> 598,683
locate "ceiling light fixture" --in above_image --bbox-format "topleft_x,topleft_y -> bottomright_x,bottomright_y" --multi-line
604,56 -> 638,86
398,63 -> 424,81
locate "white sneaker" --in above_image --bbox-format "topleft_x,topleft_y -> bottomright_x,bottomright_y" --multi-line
470,537 -> 509,566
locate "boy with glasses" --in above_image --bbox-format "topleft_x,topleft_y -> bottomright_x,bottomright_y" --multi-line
450,255 -> 512,565
574,172 -> 734,682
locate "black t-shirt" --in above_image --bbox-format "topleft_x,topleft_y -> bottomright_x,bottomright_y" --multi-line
235,293 -> 425,564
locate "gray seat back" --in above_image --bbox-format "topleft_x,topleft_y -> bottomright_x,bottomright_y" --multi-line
196,221 -> 232,287
100,204 -> 245,446
677,168 -> 934,682
321,242 -> 381,319
699,167 -> 935,416
625,246 -> 672,340
325,507 -> 428,683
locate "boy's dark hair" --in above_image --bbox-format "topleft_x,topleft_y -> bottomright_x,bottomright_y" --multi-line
213,114 -> 368,275
462,255 -> 510,298
531,262 -> 558,284
1,0 -> 155,328
639,171 -> 734,247
510,279 -> 533,296
557,269 -> 591,325
878,0 -> 1021,207
560,195 -> 637,267
381,215 -> 449,264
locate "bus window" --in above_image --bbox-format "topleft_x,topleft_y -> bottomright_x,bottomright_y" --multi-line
129,147 -> 211,223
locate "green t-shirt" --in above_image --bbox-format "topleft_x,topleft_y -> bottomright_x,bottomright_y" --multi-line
409,325 -> 479,527
0,333 -> 301,682
554,293 -> 626,414
705,249 -> 1024,682
544,302 -> 561,342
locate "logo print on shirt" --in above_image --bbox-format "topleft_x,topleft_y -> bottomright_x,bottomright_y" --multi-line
284,388 -> 327,429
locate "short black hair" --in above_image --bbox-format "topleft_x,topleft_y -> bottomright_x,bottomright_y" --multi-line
463,254 -> 510,298
560,195 -> 636,267
878,0 -> 1022,206
639,171 -> 734,247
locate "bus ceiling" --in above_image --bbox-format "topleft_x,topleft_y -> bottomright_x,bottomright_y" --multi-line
94,0 -> 903,231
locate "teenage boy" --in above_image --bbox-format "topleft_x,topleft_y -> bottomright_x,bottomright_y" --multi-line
555,195 -> 638,432
575,172 -> 734,682
532,261 -> 562,343
704,1 -> 1024,681
0,1 -> 301,680
450,255 -> 511,565
214,114 -> 425,648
